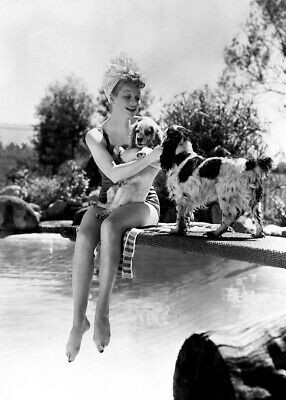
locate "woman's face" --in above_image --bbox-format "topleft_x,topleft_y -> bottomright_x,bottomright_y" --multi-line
112,83 -> 141,116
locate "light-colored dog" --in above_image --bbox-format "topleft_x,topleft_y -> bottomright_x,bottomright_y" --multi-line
160,125 -> 273,238
98,117 -> 163,215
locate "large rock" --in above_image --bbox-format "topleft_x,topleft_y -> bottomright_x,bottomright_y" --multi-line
39,220 -> 73,233
46,199 -> 68,219
0,195 -> 39,231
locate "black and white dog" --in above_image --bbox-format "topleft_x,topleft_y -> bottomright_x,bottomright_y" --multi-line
160,125 -> 272,238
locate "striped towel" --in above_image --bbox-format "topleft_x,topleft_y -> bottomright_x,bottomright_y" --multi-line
94,227 -> 142,279
118,228 -> 142,278
93,222 -> 227,279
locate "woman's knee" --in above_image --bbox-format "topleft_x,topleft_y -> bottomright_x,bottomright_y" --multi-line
100,216 -> 122,240
77,208 -> 101,241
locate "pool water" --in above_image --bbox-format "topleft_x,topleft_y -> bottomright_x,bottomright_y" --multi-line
1,233 -> 286,400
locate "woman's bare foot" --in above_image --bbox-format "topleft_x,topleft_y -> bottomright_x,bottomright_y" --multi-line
93,313 -> 111,353
66,317 -> 90,362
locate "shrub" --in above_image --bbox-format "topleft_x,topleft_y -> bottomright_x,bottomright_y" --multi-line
57,160 -> 89,199
161,86 -> 267,158
14,160 -> 89,209
273,196 -> 286,227
27,176 -> 62,209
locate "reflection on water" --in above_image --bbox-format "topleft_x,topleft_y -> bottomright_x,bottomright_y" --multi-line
0,233 -> 74,297
1,233 -> 286,400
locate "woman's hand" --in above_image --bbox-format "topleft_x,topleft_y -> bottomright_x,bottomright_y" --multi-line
150,146 -> 163,163
148,146 -> 163,170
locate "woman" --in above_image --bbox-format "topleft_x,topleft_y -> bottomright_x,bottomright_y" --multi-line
66,62 -> 162,362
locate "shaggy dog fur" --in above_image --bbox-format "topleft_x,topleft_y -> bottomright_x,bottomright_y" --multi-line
100,117 -> 163,214
160,125 -> 273,238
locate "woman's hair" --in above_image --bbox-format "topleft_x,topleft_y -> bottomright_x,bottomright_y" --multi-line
102,60 -> 145,103
111,75 -> 145,97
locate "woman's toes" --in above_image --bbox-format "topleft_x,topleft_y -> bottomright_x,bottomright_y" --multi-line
93,315 -> 111,353
65,319 -> 90,362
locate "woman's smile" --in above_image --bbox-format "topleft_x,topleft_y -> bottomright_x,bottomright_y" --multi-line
126,106 -> 137,113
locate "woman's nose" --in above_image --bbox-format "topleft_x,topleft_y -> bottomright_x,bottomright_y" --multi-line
130,98 -> 138,105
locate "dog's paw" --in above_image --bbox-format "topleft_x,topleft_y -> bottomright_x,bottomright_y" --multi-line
113,146 -> 124,158
251,231 -> 265,239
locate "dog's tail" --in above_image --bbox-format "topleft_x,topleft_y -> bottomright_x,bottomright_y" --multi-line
245,157 -> 273,179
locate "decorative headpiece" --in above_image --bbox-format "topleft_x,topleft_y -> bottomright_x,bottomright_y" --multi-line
102,59 -> 145,103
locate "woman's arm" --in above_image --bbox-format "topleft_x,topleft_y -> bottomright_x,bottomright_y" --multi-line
85,129 -> 162,183
119,146 -> 152,163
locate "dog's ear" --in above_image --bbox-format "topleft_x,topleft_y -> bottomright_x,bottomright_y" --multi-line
130,122 -> 138,147
160,127 -> 183,171
151,127 -> 164,147
162,128 -> 169,142
257,157 -> 273,172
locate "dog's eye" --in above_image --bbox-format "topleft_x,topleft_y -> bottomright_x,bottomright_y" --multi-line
145,128 -> 154,136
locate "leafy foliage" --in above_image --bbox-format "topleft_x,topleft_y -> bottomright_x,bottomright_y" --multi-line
95,87 -> 111,120
33,75 -> 95,174
0,143 -> 39,188
25,176 -> 62,209
273,195 -> 286,226
220,0 -> 286,98
56,160 -> 90,199
257,0 -> 286,55
12,160 -> 89,209
161,86 -> 267,158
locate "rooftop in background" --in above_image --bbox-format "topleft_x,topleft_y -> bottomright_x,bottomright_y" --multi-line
0,123 -> 35,146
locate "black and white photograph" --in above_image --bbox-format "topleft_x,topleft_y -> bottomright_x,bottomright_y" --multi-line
1,0 -> 286,399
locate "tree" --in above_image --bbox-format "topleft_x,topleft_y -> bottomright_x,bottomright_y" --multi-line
94,54 -> 155,121
95,87 -> 111,121
33,75 -> 95,175
0,143 -> 39,187
161,86 -> 267,158
220,0 -> 286,100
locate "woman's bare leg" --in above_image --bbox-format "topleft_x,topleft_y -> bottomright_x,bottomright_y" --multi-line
93,202 -> 159,352
66,206 -> 103,362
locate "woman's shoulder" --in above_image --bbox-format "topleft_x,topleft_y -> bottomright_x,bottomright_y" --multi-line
85,126 -> 106,146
